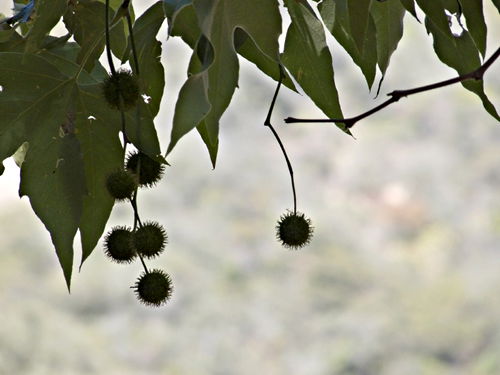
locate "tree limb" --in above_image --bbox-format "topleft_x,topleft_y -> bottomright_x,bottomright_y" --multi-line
285,46 -> 500,128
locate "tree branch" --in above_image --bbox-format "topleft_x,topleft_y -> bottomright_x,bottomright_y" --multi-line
285,46 -> 500,128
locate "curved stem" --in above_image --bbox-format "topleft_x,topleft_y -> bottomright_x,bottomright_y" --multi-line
285,46 -> 500,128
265,65 -> 297,214
126,13 -> 140,76
105,0 -> 116,75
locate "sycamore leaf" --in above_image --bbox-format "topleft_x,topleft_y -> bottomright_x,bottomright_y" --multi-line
347,0 -> 372,55
491,0 -> 500,13
168,2 -> 294,92
0,53 -> 82,289
318,0 -> 378,88
123,1 -> 165,117
20,118 -> 86,292
458,0 -> 487,57
0,29 -> 15,43
163,0 -> 192,35
165,1 -> 200,46
76,84 -> 124,267
370,0 -> 405,75
39,44 -> 157,266
63,0 -> 130,72
0,49 -> 161,287
167,73 -> 210,157
425,18 -> 499,121
235,28 -> 297,92
414,0 -> 450,35
25,0 -> 67,53
282,0 -> 345,131
399,0 -> 419,21
167,0 -> 281,166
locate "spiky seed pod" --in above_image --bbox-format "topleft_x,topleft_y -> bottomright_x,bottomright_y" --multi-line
133,269 -> 173,307
102,69 -> 140,110
104,226 -> 137,263
105,169 -> 137,201
126,151 -> 165,187
133,222 -> 167,259
276,211 -> 313,250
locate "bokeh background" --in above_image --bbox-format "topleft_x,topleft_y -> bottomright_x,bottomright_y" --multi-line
1,1 -> 500,374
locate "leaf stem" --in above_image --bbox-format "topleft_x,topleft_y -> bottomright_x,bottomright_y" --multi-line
130,191 -> 147,273
138,254 -> 149,273
126,12 -> 140,76
265,65 -> 297,214
130,190 -> 143,231
116,2 -> 148,275
285,46 -> 500,128
105,0 -> 116,75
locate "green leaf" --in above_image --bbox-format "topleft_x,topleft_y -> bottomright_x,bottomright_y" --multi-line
370,0 -> 406,75
167,73 -> 211,156
25,0 -> 67,53
168,3 -> 293,92
282,0 -> 344,130
0,29 -> 15,43
0,52 -> 67,165
63,0 -> 130,72
425,18 -> 499,121
123,1 -> 165,117
318,0 -> 378,88
163,0 -> 192,34
124,100 -> 163,158
39,41 -> 109,81
414,0 -> 450,36
20,119 -> 86,292
37,47 -> 130,267
197,120 -> 218,167
167,0 -> 282,166
235,29 -> 297,92
458,0 -> 487,56
0,53 -> 83,290
0,28 -> 27,53
0,54 -> 81,289
399,0 -> 419,21
491,0 -> 500,13
0,50 -> 162,285
166,2 -> 200,46
347,0 -> 372,55
442,0 -> 461,13
77,84 -> 124,267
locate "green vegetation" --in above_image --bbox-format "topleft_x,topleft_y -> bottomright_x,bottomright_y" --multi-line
0,0 -> 498,292
0,1 -> 499,370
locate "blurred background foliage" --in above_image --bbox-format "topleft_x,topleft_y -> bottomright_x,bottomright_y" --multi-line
0,1 -> 500,374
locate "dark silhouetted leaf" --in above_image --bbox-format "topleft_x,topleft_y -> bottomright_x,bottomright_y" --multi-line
318,0 -> 378,88
425,18 -> 499,121
123,1 -> 165,117
282,0 -> 345,131
459,0 -> 487,57
167,0 -> 281,166
371,0 -> 406,75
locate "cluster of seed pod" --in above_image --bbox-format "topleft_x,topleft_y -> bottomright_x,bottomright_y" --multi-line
104,150 -> 173,307
101,70 -> 173,307
100,63 -> 314,308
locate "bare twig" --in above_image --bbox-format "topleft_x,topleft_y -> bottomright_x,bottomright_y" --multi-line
285,46 -> 500,128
